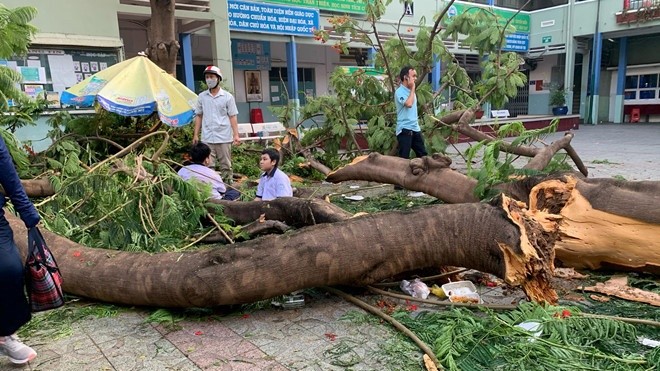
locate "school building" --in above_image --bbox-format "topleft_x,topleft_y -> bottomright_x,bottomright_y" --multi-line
4,0 -> 660,143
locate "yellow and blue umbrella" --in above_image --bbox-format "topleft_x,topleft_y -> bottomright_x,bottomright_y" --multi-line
61,55 -> 197,127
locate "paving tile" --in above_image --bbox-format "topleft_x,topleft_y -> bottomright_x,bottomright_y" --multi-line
16,332 -> 110,370
78,313 -> 156,345
25,344 -> 113,371
97,335 -> 198,371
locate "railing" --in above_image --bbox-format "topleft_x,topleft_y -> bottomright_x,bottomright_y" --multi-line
624,0 -> 660,10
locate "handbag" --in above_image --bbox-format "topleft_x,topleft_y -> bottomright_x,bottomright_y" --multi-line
24,227 -> 65,312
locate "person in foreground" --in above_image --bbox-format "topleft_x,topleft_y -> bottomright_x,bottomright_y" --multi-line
254,148 -> 293,201
178,142 -> 240,201
0,135 -> 39,365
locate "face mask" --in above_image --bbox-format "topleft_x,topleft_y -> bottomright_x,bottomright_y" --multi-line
206,78 -> 218,89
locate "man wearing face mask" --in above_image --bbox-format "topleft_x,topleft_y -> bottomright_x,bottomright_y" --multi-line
193,65 -> 241,183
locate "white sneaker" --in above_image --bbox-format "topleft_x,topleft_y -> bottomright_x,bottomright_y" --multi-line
0,335 -> 37,364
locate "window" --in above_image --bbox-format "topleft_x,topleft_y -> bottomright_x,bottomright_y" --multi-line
639,74 -> 658,88
268,67 -> 315,105
640,90 -> 656,99
624,72 -> 660,102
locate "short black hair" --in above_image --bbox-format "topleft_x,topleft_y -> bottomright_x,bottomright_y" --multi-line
399,66 -> 414,81
189,142 -> 211,164
261,148 -> 280,168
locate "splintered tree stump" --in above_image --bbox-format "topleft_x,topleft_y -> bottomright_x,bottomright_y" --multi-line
529,175 -> 660,273
8,194 -> 558,308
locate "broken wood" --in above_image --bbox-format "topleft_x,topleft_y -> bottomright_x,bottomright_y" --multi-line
528,175 -> 660,273
581,276 -> 660,307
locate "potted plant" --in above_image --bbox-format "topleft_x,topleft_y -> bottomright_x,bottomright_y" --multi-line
549,86 -> 568,115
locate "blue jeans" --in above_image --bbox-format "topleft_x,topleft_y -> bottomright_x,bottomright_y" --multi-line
222,189 -> 240,201
0,212 -> 31,335
397,129 -> 428,159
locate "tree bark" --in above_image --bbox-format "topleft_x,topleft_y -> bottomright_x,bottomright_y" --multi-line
208,198 -> 352,227
8,195 -> 559,308
327,153 -> 480,204
147,0 -> 179,74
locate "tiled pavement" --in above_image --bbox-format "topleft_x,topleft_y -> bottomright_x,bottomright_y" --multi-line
4,293 -> 404,371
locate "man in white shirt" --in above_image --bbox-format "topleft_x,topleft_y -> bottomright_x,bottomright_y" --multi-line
193,65 -> 240,183
254,148 -> 293,201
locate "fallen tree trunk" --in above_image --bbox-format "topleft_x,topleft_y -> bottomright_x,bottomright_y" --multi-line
8,195 -> 558,307
329,160 -> 660,272
209,197 -> 352,227
327,153 -> 480,203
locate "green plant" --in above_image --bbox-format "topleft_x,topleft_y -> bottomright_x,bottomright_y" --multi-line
464,120 -> 559,199
0,4 -> 37,111
550,86 -> 567,107
385,302 -> 657,371
304,0 -> 527,161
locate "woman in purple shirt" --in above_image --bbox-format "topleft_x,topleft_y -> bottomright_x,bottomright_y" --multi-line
178,142 -> 240,201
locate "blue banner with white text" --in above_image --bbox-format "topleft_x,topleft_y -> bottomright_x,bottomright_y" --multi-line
228,0 -> 319,37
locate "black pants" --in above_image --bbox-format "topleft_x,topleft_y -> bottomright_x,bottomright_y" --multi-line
397,129 -> 428,159
0,213 -> 31,336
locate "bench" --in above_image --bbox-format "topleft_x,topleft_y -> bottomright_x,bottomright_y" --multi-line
252,122 -> 287,141
237,123 -> 255,140
237,122 -> 287,142
491,109 -> 510,119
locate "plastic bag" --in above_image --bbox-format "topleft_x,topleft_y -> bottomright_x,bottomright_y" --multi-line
400,278 -> 430,299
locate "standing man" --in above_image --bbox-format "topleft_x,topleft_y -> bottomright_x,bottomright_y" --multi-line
193,65 -> 240,183
395,66 -> 428,162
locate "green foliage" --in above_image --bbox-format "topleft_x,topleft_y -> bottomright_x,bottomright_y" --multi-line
35,142 -> 233,252
331,190 -> 440,214
550,85 -> 567,107
0,65 -> 24,111
279,154 -> 324,181
300,68 -> 393,157
231,144 -> 262,178
0,96 -> 48,132
386,302 -> 655,371
305,0 -> 528,167
0,4 -> 37,110
0,128 -> 30,174
465,120 -> 560,199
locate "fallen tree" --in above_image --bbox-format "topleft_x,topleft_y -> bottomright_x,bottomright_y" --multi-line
9,194 -> 559,307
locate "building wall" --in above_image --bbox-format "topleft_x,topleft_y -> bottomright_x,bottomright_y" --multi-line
3,0 -> 121,41
528,54 -> 562,115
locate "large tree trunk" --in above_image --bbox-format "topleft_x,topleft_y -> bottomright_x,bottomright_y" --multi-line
146,0 -> 179,74
8,195 -> 559,308
329,157 -> 660,273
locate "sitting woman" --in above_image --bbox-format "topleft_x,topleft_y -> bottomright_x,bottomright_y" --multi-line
254,148 -> 293,201
178,142 -> 240,201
